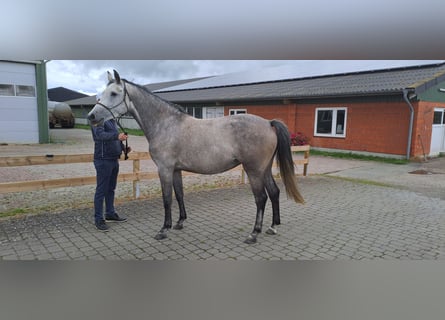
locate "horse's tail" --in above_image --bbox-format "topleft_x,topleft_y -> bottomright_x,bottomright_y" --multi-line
270,120 -> 305,204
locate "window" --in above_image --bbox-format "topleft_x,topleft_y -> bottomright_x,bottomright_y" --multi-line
186,106 -> 224,119
314,107 -> 347,137
185,106 -> 203,119
16,85 -> 35,97
433,110 -> 444,125
0,84 -> 15,96
205,107 -> 224,118
0,84 -> 35,97
229,109 -> 247,115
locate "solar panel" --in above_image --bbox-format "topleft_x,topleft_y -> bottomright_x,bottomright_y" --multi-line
155,60 -> 444,92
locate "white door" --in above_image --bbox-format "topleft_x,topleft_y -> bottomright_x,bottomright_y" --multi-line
430,108 -> 445,156
0,61 -> 38,144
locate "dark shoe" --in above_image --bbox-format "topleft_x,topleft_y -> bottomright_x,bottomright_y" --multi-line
95,220 -> 109,232
105,213 -> 127,223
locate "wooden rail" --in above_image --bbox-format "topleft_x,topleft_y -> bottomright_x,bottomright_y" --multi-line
291,144 -> 310,175
240,145 -> 310,183
0,145 -> 310,197
0,152 -> 152,197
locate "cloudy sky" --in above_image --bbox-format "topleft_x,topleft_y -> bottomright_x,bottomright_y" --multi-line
46,60 -> 444,96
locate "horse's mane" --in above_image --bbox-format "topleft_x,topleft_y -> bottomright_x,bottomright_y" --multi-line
122,79 -> 187,115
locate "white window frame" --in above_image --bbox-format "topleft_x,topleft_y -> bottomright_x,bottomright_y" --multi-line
314,107 -> 347,138
15,85 -> 36,97
0,84 -> 15,96
229,108 -> 247,115
203,106 -> 224,119
185,106 -> 203,119
433,108 -> 445,125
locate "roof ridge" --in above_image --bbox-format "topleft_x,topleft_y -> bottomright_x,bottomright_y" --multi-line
409,68 -> 445,88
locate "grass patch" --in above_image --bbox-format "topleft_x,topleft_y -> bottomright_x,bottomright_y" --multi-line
309,150 -> 409,165
75,124 -> 145,136
74,124 -> 91,130
0,208 -> 29,219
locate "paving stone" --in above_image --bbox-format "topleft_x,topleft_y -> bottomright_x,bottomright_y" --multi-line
1,175 -> 444,261
36,253 -> 53,260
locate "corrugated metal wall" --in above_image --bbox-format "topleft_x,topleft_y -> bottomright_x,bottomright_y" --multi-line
0,61 -> 39,144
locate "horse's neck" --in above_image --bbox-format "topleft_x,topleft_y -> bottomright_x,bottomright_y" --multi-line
126,83 -> 183,141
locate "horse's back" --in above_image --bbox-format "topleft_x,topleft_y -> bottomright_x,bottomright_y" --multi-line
196,114 -> 277,165
188,114 -> 276,147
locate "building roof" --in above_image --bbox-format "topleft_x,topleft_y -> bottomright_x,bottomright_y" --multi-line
155,61 -> 441,92
65,62 -> 445,107
154,62 -> 445,103
48,87 -> 88,102
145,76 -> 213,92
65,76 -> 214,106
64,95 -> 96,105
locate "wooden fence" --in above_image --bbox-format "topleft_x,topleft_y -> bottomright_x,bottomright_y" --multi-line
0,145 -> 310,198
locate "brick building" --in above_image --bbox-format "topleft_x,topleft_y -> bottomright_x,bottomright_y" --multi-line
67,62 -> 445,159
156,62 -> 445,159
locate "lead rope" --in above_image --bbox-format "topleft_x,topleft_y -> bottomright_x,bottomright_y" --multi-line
116,118 -> 129,160
120,81 -> 130,160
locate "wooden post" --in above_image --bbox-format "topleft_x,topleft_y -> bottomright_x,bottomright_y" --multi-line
241,167 -> 246,184
133,158 -> 140,199
303,148 -> 310,176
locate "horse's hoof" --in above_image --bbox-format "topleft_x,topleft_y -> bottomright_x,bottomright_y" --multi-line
173,223 -> 183,230
266,227 -> 277,235
154,232 -> 168,240
244,234 -> 257,244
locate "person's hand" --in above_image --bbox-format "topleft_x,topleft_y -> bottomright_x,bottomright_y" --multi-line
118,133 -> 128,141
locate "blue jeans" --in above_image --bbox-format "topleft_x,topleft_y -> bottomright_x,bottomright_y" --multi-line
93,159 -> 119,223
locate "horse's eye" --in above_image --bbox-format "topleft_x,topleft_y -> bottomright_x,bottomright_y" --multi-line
111,92 -> 117,97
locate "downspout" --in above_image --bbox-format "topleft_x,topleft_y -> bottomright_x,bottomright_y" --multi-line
402,89 -> 415,160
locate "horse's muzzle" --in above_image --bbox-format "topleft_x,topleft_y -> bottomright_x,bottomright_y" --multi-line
87,113 -> 103,126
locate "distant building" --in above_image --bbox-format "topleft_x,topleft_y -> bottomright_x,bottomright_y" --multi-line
48,87 -> 88,102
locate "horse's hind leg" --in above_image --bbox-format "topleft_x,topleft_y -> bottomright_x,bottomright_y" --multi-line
172,170 -> 187,230
264,171 -> 280,235
244,172 -> 268,244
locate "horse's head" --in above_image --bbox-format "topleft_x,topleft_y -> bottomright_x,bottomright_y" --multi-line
87,70 -> 129,126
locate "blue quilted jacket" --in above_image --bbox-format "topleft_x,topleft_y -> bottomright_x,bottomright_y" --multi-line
91,119 -> 124,160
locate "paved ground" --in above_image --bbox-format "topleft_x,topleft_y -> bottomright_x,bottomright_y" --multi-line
0,129 -> 444,260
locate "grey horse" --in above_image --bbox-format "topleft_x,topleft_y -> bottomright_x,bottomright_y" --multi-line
88,70 -> 304,244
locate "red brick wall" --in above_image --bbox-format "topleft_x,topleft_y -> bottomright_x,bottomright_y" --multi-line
296,101 -> 412,156
224,100 -> 443,158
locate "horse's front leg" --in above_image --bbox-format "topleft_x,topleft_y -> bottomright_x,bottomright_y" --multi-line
172,170 -> 187,230
154,169 -> 174,240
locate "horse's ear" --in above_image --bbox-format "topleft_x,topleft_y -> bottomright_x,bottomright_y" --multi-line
113,70 -> 121,84
107,71 -> 113,83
